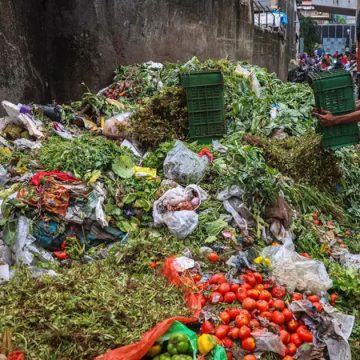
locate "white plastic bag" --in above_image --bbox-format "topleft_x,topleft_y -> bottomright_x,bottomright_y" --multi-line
153,184 -> 207,239
163,141 -> 210,185
235,65 -> 261,98
262,238 -> 332,293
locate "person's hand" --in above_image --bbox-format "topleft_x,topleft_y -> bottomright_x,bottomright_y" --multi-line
313,109 -> 333,121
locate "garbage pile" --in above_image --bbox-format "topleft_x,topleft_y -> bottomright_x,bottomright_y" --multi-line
0,58 -> 359,360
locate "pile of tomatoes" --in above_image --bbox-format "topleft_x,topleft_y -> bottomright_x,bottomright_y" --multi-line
196,270 -> 315,360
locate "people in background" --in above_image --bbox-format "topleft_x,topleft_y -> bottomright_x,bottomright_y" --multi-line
334,54 -> 344,69
342,54 -> 349,65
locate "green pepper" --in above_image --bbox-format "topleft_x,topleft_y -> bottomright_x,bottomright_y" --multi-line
159,353 -> 172,360
167,333 -> 190,355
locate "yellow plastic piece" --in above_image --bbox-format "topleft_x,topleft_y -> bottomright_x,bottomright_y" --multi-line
133,166 -> 157,179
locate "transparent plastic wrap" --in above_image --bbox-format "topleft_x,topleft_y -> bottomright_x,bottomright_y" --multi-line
290,301 -> 355,360
12,216 -> 54,266
163,141 -> 210,185
262,238 -> 332,292
252,329 -> 286,356
103,112 -> 132,140
153,185 -> 207,239
216,185 -> 254,232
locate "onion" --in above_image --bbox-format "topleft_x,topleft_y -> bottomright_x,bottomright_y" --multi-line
191,197 -> 200,207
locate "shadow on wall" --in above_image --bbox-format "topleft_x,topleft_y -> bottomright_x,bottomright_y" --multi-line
0,0 -> 290,112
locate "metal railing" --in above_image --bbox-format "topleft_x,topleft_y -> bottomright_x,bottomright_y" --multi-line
253,0 -> 280,30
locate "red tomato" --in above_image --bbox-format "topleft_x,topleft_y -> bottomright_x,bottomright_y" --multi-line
312,301 -> 323,312
200,295 -> 206,307
241,337 -> 256,351
228,327 -> 240,340
236,314 -> 250,327
290,333 -> 303,347
260,311 -> 273,321
313,219 -> 321,225
210,274 -> 227,285
297,327 -> 313,343
192,274 -> 202,282
149,261 -> 157,268
224,292 -> 237,304
256,299 -> 269,312
283,357 -> 294,360
300,252 -> 311,259
247,289 -> 260,300
255,284 -> 264,291
241,274 -> 257,287
220,311 -> 231,324
280,329 -> 290,344
240,283 -> 253,290
242,297 -> 256,311
272,310 -> 285,325
307,295 -> 320,303
222,337 -> 234,349
215,325 -> 230,340
259,290 -> 272,301
231,284 -> 240,292
218,283 -> 231,295
253,272 -> 263,284
249,318 -> 261,330
271,286 -> 286,299
201,321 -> 215,334
282,308 -> 293,322
228,308 -> 241,320
312,212 -> 319,218
244,355 -> 257,360
285,343 -> 297,356
291,292 -> 303,301
238,325 -> 251,340
239,309 -> 251,317
272,299 -> 285,311
208,252 -> 220,263
236,288 -> 248,302
330,293 -> 338,305
226,351 -> 233,360
287,319 -> 299,333
209,291 -> 223,304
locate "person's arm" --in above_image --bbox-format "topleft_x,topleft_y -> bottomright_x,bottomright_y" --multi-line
313,109 -> 360,127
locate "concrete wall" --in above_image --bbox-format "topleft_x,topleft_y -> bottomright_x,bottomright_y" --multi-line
0,0 -> 294,110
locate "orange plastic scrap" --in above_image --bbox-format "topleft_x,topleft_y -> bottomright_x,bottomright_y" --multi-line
95,316 -> 196,360
162,257 -> 203,318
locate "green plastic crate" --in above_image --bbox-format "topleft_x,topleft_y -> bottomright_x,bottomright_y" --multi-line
308,70 -> 355,115
309,70 -> 358,149
320,122 -> 359,149
180,71 -> 225,144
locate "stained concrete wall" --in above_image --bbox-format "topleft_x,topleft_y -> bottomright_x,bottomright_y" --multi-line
0,0 -> 294,112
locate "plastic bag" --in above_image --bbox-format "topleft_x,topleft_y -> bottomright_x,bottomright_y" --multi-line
216,186 -> 254,233
0,165 -> 9,186
335,249 -> 360,273
12,216 -> 54,266
234,65 -> 261,98
87,183 -> 108,228
103,112 -> 132,140
290,301 -> 354,360
252,329 -> 285,356
153,185 -> 207,238
262,238 -> 332,293
163,141 -> 211,185
95,316 -> 196,360
159,321 -> 197,359
13,138 -> 42,150
163,256 -> 203,317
